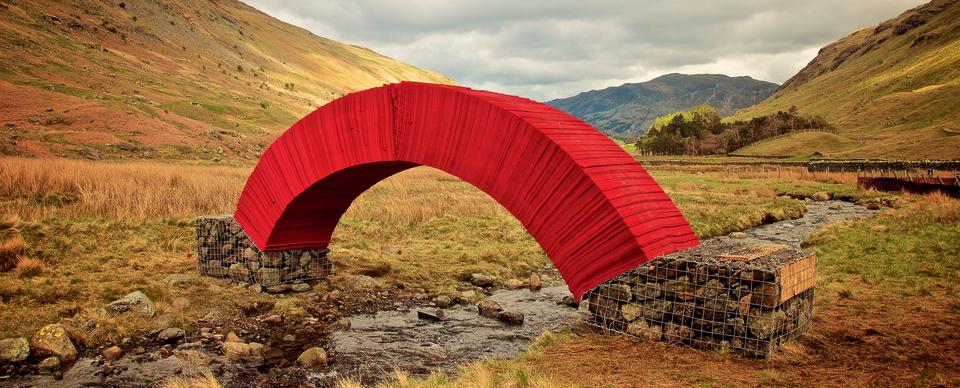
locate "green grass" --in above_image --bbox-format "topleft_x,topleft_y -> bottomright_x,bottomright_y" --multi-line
807,194 -> 960,291
735,131 -> 861,158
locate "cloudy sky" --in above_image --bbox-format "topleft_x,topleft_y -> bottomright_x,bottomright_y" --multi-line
246,0 -> 925,101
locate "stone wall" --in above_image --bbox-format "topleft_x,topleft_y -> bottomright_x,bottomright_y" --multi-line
585,241 -> 816,357
195,216 -> 331,290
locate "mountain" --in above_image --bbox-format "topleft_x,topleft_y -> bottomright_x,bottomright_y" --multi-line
546,74 -> 779,140
729,0 -> 960,159
0,0 -> 453,161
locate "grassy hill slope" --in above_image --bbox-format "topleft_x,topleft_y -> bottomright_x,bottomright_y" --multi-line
0,0 -> 453,162
547,74 -> 778,140
735,131 -> 862,158
729,0 -> 960,159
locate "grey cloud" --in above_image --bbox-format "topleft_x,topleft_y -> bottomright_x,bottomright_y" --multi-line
246,0 -> 926,100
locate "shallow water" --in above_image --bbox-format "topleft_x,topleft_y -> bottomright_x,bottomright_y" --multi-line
327,200 -> 878,383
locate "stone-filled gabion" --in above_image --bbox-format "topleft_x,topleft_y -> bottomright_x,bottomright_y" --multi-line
196,216 -> 331,287
585,241 -> 816,357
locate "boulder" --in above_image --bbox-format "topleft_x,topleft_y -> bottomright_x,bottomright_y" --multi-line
347,274 -> 379,290
221,341 -> 251,361
812,191 -> 831,201
470,273 -> 495,287
432,295 -> 453,308
730,232 -> 749,239
663,276 -> 695,301
227,263 -> 251,282
417,309 -> 446,322
754,283 -> 781,309
695,279 -> 725,300
305,260 -> 331,278
290,282 -> 312,292
0,337 -> 30,363
663,323 -> 694,343
225,331 -> 243,343
632,282 -> 662,301
255,268 -> 281,287
102,291 -> 155,317
248,342 -> 266,357
157,328 -> 185,343
599,284 -> 631,301
640,299 -> 671,321
504,279 -> 524,289
529,274 -> 542,291
477,299 -> 503,318
30,324 -> 77,362
497,311 -> 524,325
620,303 -> 642,322
101,346 -> 123,361
748,308 -> 789,339
558,295 -> 579,308
296,347 -> 328,369
37,356 -> 61,374
163,274 -> 197,287
626,319 -> 662,341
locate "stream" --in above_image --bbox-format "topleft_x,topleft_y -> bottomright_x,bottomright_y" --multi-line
323,199 -> 878,384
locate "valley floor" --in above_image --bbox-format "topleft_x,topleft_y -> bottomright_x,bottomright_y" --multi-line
0,157 -> 957,387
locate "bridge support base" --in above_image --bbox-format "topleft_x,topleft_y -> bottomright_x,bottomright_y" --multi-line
585,241 -> 816,357
195,216 -> 331,291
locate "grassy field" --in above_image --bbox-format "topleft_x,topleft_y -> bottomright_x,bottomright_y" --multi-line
1,156 -> 956,387
348,193 -> 960,388
734,131 -> 862,158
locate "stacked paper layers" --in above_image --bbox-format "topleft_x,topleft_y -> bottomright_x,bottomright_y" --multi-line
235,82 -> 699,299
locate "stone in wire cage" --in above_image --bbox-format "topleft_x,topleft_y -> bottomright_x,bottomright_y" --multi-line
195,216 -> 331,291
584,241 -> 816,357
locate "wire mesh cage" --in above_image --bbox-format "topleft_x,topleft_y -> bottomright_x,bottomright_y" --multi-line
196,215 -> 331,290
584,241 -> 816,357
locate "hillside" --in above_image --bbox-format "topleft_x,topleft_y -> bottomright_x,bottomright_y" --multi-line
546,74 -> 778,140
729,0 -> 960,159
0,0 -> 453,162
735,131 -> 861,158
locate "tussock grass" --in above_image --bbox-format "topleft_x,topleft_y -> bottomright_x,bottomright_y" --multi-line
14,257 -> 45,278
0,157 -> 247,219
160,370 -> 220,388
0,235 -> 24,272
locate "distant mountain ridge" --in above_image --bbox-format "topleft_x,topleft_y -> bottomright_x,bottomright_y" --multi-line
729,0 -> 960,159
546,74 -> 779,139
0,0 -> 453,161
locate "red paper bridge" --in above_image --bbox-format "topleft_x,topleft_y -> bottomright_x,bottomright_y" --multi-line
235,82 -> 698,299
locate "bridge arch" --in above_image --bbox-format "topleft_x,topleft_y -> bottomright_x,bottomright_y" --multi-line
235,82 -> 698,299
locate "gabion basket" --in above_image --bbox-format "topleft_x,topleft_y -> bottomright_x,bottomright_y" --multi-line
585,241 -> 815,357
196,216 -> 331,289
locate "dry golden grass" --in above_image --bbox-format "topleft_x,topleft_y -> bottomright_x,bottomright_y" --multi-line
0,234 -> 24,272
0,157 -> 247,219
14,257 -> 45,278
160,370 -> 220,388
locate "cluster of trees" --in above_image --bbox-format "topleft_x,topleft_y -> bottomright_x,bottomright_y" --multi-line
636,104 -> 830,155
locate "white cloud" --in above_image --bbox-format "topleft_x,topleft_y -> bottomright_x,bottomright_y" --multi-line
245,0 -> 926,100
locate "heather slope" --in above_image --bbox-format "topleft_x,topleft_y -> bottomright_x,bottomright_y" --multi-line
0,0 -> 453,162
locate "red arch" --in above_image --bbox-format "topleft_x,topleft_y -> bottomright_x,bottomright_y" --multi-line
235,82 -> 698,299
